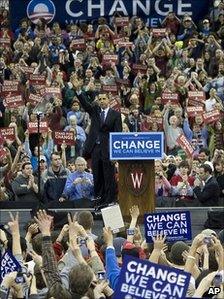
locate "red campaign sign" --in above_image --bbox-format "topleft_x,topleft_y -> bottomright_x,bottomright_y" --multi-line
28,93 -> 43,106
177,134 -> 194,157
102,54 -> 118,66
132,64 -> 147,74
3,80 -> 19,86
203,110 -> 221,124
29,74 -> 46,87
54,131 -> 75,145
110,99 -> 121,112
102,85 -> 118,94
28,121 -> 48,134
187,106 -> 204,117
1,81 -> 19,95
0,147 -> 7,159
120,107 -> 129,115
3,95 -> 24,108
113,38 -> 124,45
161,93 -> 179,104
0,127 -> 15,141
116,78 -> 130,86
188,91 -> 205,107
45,87 -> 62,99
20,66 -> 35,74
115,17 -> 129,26
0,38 -> 11,46
71,38 -> 86,50
118,41 -> 133,48
152,28 -> 166,37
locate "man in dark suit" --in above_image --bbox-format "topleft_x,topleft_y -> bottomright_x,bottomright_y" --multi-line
74,83 -> 122,207
193,164 -> 220,206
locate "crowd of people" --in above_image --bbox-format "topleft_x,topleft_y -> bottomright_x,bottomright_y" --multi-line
0,208 -> 224,298
1,2 -> 224,209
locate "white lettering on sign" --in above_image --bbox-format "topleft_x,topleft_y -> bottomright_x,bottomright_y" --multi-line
65,0 -> 192,18
113,140 -> 160,149
131,173 -> 143,189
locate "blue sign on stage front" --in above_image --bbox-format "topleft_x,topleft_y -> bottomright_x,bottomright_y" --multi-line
109,132 -> 164,160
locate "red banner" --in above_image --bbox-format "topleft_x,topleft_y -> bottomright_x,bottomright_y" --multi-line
187,106 -> 204,117
117,41 -> 133,48
132,64 -> 147,74
116,78 -> 130,86
54,131 -> 75,145
115,17 -> 129,26
203,110 -> 221,124
28,121 -> 48,134
71,38 -> 86,50
102,85 -> 118,94
20,66 -> 35,74
188,91 -> 205,107
120,107 -> 129,115
110,99 -> 121,112
152,28 -> 166,37
28,94 -> 43,106
3,95 -> 24,108
177,134 -> 194,157
0,38 -> 11,46
44,87 -> 61,99
0,127 -> 15,141
1,81 -> 19,96
161,93 -> 179,104
102,54 -> 118,66
29,74 -> 46,90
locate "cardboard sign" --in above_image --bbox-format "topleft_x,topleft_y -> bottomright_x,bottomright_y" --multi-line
188,91 -> 205,107
28,93 -> 43,106
203,110 -> 221,124
144,211 -> 192,243
28,121 -> 48,133
115,17 -> 129,26
177,134 -> 194,157
101,204 -> 125,233
161,93 -> 179,104
0,127 -> 15,141
187,106 -> 204,117
71,38 -> 86,50
0,251 -> 21,282
113,256 -> 191,299
1,80 -> 19,95
102,54 -> 118,66
3,95 -> 24,108
54,131 -> 75,145
152,28 -> 167,36
102,85 -> 118,94
132,64 -> 147,74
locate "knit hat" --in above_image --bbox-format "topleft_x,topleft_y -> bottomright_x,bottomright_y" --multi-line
169,241 -> 189,265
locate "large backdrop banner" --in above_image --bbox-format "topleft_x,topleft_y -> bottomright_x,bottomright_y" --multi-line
10,0 -> 211,30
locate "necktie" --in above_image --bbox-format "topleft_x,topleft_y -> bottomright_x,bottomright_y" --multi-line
100,110 -> 105,123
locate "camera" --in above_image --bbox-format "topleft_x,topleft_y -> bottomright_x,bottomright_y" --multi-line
127,228 -> 135,235
15,268 -> 30,284
77,237 -> 87,245
213,274 -> 223,287
97,271 -> 106,280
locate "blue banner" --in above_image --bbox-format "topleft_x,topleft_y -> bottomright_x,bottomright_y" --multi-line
109,132 -> 164,160
0,251 -> 21,282
10,0 -> 211,30
144,211 -> 192,243
113,255 -> 191,299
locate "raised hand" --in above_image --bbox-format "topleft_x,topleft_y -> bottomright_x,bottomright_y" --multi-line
34,210 -> 53,236
8,212 -> 19,235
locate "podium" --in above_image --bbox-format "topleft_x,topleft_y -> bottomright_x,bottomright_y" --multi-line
110,132 -> 164,220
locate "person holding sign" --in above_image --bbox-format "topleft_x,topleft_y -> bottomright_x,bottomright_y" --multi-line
73,79 -> 122,208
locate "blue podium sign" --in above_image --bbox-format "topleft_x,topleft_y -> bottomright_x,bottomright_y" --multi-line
109,132 -> 164,160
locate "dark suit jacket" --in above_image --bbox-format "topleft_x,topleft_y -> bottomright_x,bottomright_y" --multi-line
193,176 -> 220,206
76,92 -> 122,158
